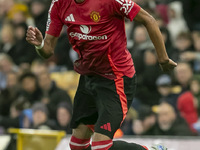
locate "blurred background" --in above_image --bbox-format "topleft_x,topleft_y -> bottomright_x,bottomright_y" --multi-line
0,0 -> 200,149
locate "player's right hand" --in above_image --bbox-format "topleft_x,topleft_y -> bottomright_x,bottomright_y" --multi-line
26,26 -> 43,46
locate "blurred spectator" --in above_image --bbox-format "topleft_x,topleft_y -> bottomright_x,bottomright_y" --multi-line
19,72 -> 42,104
0,23 -> 16,57
13,22 -> 38,65
31,59 -> 48,75
20,108 -> 33,128
32,102 -> 55,129
174,62 -> 193,92
0,54 -> 18,89
135,49 -> 161,106
167,1 -> 188,43
133,105 -> 156,135
38,71 -> 72,120
172,32 -> 193,62
154,102 -> 192,136
182,0 -> 200,31
190,76 -> 200,115
180,31 -> 200,73
156,74 -> 179,110
160,27 -> 173,58
56,102 -> 72,134
0,71 -> 20,116
30,0 -> 49,36
0,96 -> 29,130
178,91 -> 198,133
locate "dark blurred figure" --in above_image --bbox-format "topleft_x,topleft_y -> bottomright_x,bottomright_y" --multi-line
0,96 -> 29,130
171,32 -> 193,62
135,49 -> 161,106
182,0 -> 200,31
189,76 -> 200,115
13,22 -> 38,65
0,71 -> 20,116
174,62 -> 193,92
180,31 -> 200,73
154,102 -> 192,136
30,0 -> 49,36
19,72 -> 42,105
132,105 -> 156,135
156,74 -> 179,110
0,54 -> 18,90
56,102 -> 72,134
31,102 -> 56,129
38,71 -> 72,120
160,27 -> 174,58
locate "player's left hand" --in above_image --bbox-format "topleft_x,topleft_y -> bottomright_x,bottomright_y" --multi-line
159,59 -> 177,72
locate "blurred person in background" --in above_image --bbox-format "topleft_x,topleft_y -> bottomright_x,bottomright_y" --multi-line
174,62 -> 193,92
135,49 -> 161,106
132,105 -> 156,135
156,74 -> 179,110
180,31 -> 200,73
56,102 -> 72,134
189,76 -> 200,116
154,102 -> 192,136
182,0 -> 200,32
0,54 -> 18,90
160,27 -> 174,58
19,108 -> 33,128
30,0 -> 49,36
38,71 -> 72,120
19,72 -> 42,105
14,22 -> 38,65
0,23 -> 16,57
171,32 -> 193,62
31,59 -> 48,75
177,91 -> 198,133
0,96 -> 29,131
32,102 -> 56,130
167,1 -> 188,43
0,71 -> 20,116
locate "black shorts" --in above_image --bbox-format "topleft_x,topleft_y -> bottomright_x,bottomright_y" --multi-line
70,74 -> 137,139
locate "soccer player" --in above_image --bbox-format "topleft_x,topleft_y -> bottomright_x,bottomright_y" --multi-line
26,0 -> 177,149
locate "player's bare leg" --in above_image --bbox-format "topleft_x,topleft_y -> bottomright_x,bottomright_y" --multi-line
69,124 -> 93,150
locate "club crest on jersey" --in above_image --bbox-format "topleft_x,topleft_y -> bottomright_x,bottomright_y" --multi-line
90,11 -> 101,23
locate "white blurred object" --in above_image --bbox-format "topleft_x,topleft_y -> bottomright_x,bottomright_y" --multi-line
167,1 -> 188,44
0,135 -> 11,150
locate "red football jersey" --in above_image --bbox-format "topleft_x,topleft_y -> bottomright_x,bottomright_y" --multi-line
46,0 -> 141,79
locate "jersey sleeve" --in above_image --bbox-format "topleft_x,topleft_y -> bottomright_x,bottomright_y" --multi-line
46,0 -> 63,37
112,0 -> 141,21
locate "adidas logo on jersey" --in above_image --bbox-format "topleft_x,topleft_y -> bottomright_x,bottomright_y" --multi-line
100,123 -> 111,132
65,14 -> 75,22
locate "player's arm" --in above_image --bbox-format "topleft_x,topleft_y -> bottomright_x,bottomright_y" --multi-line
26,26 -> 58,59
134,8 -> 177,71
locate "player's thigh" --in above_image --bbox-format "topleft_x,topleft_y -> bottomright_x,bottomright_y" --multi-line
93,75 -> 136,139
70,75 -> 98,132
72,124 -> 94,139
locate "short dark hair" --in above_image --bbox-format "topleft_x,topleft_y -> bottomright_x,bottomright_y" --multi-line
19,72 -> 38,83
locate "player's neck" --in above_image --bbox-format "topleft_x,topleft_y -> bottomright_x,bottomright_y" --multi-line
75,0 -> 85,4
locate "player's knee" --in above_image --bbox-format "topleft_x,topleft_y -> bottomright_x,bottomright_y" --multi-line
72,124 -> 93,139
69,136 -> 90,150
